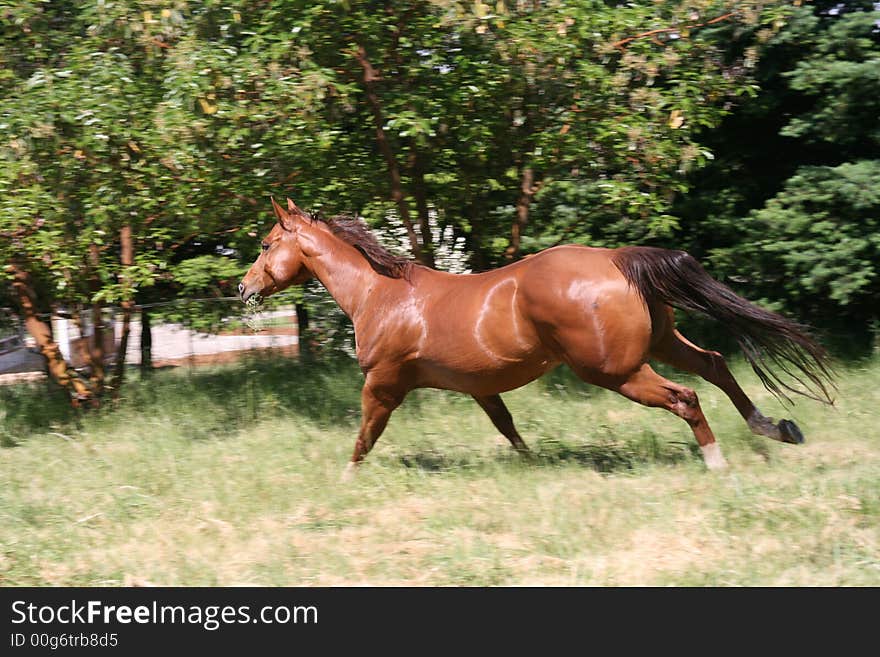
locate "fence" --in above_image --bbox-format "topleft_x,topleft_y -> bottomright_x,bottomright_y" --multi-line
0,334 -> 24,356
121,302 -> 299,368
0,298 -> 300,381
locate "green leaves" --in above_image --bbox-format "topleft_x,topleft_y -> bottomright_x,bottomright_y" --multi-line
171,255 -> 247,298
4,0 -> 850,352
670,3 -> 880,347
751,161 -> 880,307
781,11 -> 880,149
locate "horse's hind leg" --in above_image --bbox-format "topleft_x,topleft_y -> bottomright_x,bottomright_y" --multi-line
613,364 -> 728,470
651,329 -> 804,444
472,394 -> 530,453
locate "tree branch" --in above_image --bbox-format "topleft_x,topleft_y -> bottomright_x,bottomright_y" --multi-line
611,12 -> 736,49
110,225 -> 134,398
410,149 -> 435,268
504,166 -> 537,260
353,43 -> 427,265
7,262 -> 93,406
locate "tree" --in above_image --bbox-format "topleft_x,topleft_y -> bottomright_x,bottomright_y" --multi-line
1,0 -> 811,407
0,2 -> 258,403
271,1 -> 783,266
1,1 -> 173,403
674,2 -> 880,348
747,161 -> 880,319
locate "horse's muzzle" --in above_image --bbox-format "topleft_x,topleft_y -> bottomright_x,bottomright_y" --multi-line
238,282 -> 252,303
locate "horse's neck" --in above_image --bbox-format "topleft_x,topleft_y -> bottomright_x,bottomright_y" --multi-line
300,225 -> 384,321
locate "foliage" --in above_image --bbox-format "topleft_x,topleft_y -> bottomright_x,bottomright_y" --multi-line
779,7 -> 880,151
2,0 -> 878,383
748,161 -> 880,310
673,2 -> 880,349
1,2 -> 192,307
1,1 -> 781,281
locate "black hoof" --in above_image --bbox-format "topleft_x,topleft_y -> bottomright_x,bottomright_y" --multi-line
779,419 -> 805,445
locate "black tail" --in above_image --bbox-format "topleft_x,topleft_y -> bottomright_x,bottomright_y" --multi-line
612,246 -> 835,405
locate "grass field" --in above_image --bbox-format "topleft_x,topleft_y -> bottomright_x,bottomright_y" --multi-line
1,354 -> 878,586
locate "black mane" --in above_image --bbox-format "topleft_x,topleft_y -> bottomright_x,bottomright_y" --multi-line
309,213 -> 414,280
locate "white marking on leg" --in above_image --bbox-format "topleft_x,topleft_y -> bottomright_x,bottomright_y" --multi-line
747,409 -> 781,441
340,461 -> 358,483
701,442 -> 728,470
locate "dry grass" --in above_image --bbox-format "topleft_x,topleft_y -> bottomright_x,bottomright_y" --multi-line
1,356 -> 878,586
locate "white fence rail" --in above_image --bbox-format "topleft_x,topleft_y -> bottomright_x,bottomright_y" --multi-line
0,302 -> 299,379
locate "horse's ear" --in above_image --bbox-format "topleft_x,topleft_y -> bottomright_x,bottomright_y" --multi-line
287,197 -> 306,216
270,196 -> 286,220
271,197 -> 297,232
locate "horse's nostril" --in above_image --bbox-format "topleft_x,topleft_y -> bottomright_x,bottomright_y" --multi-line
238,282 -> 245,297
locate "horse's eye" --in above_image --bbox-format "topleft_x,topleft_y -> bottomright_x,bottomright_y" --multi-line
261,242 -> 269,252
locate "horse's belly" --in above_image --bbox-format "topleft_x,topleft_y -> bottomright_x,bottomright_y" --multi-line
414,353 -> 559,395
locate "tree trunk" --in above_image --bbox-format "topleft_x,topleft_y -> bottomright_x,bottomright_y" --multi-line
111,225 -> 134,398
87,243 -> 105,395
140,308 -> 152,375
411,152 -> 435,268
8,263 -> 92,406
504,166 -> 535,260
353,43 -> 428,265
295,302 -> 310,360
461,202 -> 489,272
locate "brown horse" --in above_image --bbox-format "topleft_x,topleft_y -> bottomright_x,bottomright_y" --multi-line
240,198 -> 833,474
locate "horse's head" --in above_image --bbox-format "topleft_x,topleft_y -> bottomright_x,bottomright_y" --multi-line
239,197 -> 313,302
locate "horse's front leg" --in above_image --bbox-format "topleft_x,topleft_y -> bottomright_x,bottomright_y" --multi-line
342,376 -> 407,481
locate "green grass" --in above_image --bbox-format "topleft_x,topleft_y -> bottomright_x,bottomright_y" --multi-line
1,354 -> 878,586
